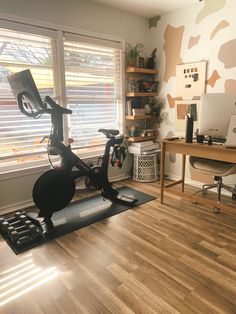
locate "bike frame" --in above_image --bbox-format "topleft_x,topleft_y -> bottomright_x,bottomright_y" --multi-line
48,131 -> 124,198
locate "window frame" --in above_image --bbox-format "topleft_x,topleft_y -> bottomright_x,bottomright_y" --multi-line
0,18 -> 125,175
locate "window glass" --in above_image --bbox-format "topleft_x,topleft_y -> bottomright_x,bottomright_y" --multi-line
63,39 -> 122,149
0,28 -> 55,171
0,25 -> 123,172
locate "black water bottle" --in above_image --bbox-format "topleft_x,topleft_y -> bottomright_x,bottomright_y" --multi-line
185,114 -> 193,143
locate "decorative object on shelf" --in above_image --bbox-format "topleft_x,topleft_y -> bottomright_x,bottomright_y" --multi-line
138,57 -> 145,68
127,78 -> 159,93
132,108 -> 145,116
147,48 -> 157,69
144,104 -> 151,114
138,128 -> 156,137
127,77 -> 137,92
126,100 -> 132,116
129,126 -> 139,137
126,42 -> 145,67
137,80 -> 159,92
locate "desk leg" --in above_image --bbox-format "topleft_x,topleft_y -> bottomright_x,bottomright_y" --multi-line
160,142 -> 166,203
182,154 -> 186,193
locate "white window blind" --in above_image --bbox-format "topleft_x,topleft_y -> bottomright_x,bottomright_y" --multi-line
0,22 -> 124,172
63,35 -> 123,151
0,27 -> 56,170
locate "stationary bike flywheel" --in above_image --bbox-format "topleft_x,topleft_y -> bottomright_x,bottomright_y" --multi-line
33,169 -> 75,217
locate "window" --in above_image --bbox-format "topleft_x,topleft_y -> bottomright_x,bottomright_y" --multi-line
0,26 -> 57,171
0,22 -> 123,172
64,35 -> 123,154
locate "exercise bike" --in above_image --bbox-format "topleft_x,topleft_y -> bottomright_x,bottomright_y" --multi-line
8,69 -> 137,234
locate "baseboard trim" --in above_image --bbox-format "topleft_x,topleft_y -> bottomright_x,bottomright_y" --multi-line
0,173 -> 131,214
0,200 -> 34,215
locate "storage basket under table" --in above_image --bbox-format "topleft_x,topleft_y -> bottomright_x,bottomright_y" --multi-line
133,152 -> 158,182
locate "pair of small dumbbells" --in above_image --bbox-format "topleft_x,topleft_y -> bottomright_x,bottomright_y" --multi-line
0,212 -> 26,233
0,212 -> 38,243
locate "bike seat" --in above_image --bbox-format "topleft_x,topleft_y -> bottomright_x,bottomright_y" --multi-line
98,129 -> 119,136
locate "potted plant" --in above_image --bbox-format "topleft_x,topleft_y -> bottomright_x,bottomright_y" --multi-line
145,96 -> 165,124
126,42 -> 145,67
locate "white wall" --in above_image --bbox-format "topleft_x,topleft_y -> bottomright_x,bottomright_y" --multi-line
150,0 -> 236,187
0,0 -> 151,47
0,0 -> 150,213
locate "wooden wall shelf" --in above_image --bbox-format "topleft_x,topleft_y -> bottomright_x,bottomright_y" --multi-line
126,115 -> 152,120
126,92 -> 158,97
128,136 -> 155,142
126,67 -> 159,74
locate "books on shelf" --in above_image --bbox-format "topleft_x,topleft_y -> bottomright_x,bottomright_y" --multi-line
132,108 -> 145,116
128,142 -> 160,154
130,140 -> 154,147
142,149 -> 161,155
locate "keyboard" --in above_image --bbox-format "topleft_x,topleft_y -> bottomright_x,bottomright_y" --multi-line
212,141 -> 224,145
211,137 -> 226,144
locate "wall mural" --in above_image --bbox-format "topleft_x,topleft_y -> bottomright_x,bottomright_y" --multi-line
163,25 -> 184,82
210,20 -> 229,40
154,1 -> 236,183
167,93 -> 176,108
218,39 -> 236,68
206,70 -> 221,87
196,0 -> 226,24
188,35 -> 201,49
225,79 -> 236,93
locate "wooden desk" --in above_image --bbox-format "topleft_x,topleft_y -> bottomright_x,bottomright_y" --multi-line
160,139 -> 236,212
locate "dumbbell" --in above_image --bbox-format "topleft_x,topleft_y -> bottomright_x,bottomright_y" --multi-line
0,215 -> 27,233
0,211 -> 25,224
9,225 -> 38,243
7,220 -> 32,235
0,212 -> 25,228
17,233 -> 39,245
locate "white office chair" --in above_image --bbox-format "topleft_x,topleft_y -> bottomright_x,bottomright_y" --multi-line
189,156 -> 236,212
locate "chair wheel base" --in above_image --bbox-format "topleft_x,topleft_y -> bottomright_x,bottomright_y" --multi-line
213,207 -> 220,214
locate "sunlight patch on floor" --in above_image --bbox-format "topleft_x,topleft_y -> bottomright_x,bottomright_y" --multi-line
0,256 -> 59,306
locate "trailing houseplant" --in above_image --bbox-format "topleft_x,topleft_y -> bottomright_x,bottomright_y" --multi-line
145,96 -> 165,124
126,42 -> 145,67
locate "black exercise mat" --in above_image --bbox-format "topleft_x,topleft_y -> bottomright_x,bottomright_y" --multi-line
1,186 -> 156,254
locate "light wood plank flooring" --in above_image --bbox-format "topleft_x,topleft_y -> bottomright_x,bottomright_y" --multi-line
1,179 -> 236,313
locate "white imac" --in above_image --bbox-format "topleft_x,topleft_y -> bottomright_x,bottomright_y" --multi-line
199,93 -> 236,138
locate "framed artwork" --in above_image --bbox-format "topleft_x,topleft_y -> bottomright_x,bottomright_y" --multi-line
176,61 -> 206,98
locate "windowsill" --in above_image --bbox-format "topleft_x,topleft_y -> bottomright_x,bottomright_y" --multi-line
0,149 -> 104,181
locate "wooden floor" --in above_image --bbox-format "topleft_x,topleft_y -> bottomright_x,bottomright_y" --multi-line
1,179 -> 236,313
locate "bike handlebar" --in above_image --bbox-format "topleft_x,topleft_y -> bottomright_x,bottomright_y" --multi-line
44,96 -> 72,115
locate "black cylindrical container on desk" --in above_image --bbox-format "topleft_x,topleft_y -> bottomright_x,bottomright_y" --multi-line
185,114 -> 193,143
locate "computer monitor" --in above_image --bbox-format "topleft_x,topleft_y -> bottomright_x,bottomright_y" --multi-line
199,93 -> 236,138
7,69 -> 46,111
